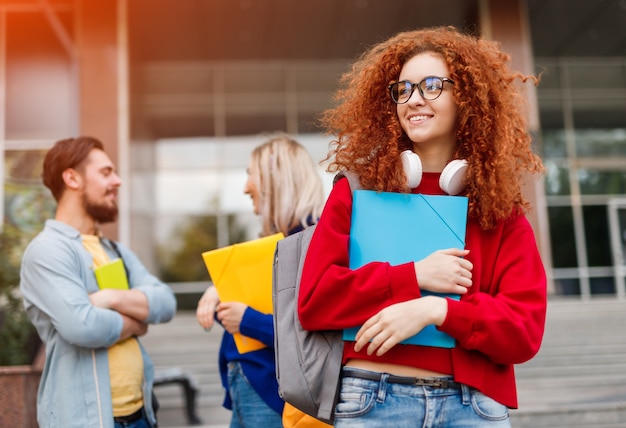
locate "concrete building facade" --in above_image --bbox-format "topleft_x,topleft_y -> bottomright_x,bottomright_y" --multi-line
2,0 -> 625,299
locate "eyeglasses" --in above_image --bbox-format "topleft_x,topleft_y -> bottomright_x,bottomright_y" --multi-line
388,77 -> 455,104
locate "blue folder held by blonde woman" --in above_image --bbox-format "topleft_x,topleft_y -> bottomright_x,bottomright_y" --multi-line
345,190 -> 468,348
202,232 -> 284,353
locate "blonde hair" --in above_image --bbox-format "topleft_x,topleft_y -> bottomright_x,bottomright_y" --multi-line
249,134 -> 325,236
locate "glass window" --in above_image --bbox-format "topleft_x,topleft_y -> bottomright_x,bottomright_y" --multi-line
535,62 -> 561,90
553,278 -> 580,295
141,65 -> 214,95
223,67 -> 286,93
295,93 -> 335,134
583,205 -> 612,267
544,160 -> 571,196
548,206 -> 577,268
156,213 -> 247,283
299,112 -> 326,134
618,207 -> 626,265
539,128 -> 567,159
294,64 -> 344,92
578,170 -> 626,195
225,114 -> 287,136
572,99 -> 626,130
4,150 -> 55,234
590,277 -> 616,295
147,116 -> 216,139
573,128 -> 626,157
568,63 -> 626,90
134,135 -> 335,280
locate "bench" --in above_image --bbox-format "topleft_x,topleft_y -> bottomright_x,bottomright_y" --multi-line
153,367 -> 202,425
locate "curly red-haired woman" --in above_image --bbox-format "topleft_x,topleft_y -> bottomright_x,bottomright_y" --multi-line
299,26 -> 547,427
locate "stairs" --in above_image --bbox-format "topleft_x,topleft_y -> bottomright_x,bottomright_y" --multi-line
140,311 -> 231,428
511,298 -> 626,427
141,297 -> 626,427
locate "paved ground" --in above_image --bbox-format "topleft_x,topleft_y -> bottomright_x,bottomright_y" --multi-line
141,311 -> 230,428
141,297 -> 626,428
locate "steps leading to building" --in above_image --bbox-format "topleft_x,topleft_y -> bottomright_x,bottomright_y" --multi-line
142,297 -> 626,428
510,298 -> 626,427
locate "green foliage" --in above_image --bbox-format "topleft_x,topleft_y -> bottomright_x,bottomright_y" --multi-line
0,224 -> 21,292
157,214 -> 247,283
0,293 -> 39,366
1,149 -> 52,365
0,223 -> 40,366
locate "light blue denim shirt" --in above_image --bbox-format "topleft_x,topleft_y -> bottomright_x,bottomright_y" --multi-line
20,220 -> 177,428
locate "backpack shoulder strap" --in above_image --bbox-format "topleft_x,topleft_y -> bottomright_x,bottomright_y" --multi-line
101,237 -> 131,280
333,171 -> 362,192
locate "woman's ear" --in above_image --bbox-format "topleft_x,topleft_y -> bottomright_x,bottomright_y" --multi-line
62,168 -> 81,190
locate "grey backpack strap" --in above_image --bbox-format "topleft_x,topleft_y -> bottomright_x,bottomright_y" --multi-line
272,169 -> 361,424
333,170 -> 362,192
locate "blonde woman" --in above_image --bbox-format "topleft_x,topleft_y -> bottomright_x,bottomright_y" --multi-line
196,134 -> 331,428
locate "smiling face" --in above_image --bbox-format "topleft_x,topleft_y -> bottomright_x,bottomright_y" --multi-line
396,52 -> 458,157
244,159 -> 261,215
79,149 -> 122,224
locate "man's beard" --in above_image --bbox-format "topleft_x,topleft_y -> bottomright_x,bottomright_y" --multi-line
82,192 -> 118,224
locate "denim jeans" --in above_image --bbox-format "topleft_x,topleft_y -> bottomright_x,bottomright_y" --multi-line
113,407 -> 151,428
334,370 -> 511,428
227,361 -> 282,428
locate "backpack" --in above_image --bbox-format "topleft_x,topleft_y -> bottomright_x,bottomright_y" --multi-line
272,172 -> 359,424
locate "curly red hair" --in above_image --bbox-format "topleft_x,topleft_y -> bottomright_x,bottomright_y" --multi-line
320,26 -> 544,230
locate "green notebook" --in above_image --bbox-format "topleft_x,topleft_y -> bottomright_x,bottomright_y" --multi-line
94,258 -> 129,290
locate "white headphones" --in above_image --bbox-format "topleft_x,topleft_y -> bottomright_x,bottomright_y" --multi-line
400,150 -> 468,195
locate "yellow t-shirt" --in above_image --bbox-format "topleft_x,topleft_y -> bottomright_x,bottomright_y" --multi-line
82,234 -> 144,417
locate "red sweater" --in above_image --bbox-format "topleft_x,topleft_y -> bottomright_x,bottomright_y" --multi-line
298,173 -> 547,408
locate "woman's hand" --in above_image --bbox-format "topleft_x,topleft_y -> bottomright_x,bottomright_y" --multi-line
353,295 -> 448,356
414,248 -> 473,295
196,286 -> 220,330
216,301 -> 248,335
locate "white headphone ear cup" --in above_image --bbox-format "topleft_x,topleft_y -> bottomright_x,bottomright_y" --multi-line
400,150 -> 422,189
439,159 -> 468,195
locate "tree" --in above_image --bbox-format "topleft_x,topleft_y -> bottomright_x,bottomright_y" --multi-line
157,214 -> 247,283
0,223 -> 40,365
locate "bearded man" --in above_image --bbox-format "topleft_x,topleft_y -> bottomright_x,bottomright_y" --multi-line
20,136 -> 176,428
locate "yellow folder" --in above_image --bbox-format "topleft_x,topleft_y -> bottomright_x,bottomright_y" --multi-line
202,232 -> 284,353
94,258 -> 129,290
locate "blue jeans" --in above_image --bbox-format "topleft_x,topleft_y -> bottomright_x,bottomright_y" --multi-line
334,369 -> 511,428
227,361 -> 282,428
113,407 -> 151,428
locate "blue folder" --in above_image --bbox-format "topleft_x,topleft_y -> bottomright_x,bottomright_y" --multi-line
344,190 -> 468,348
